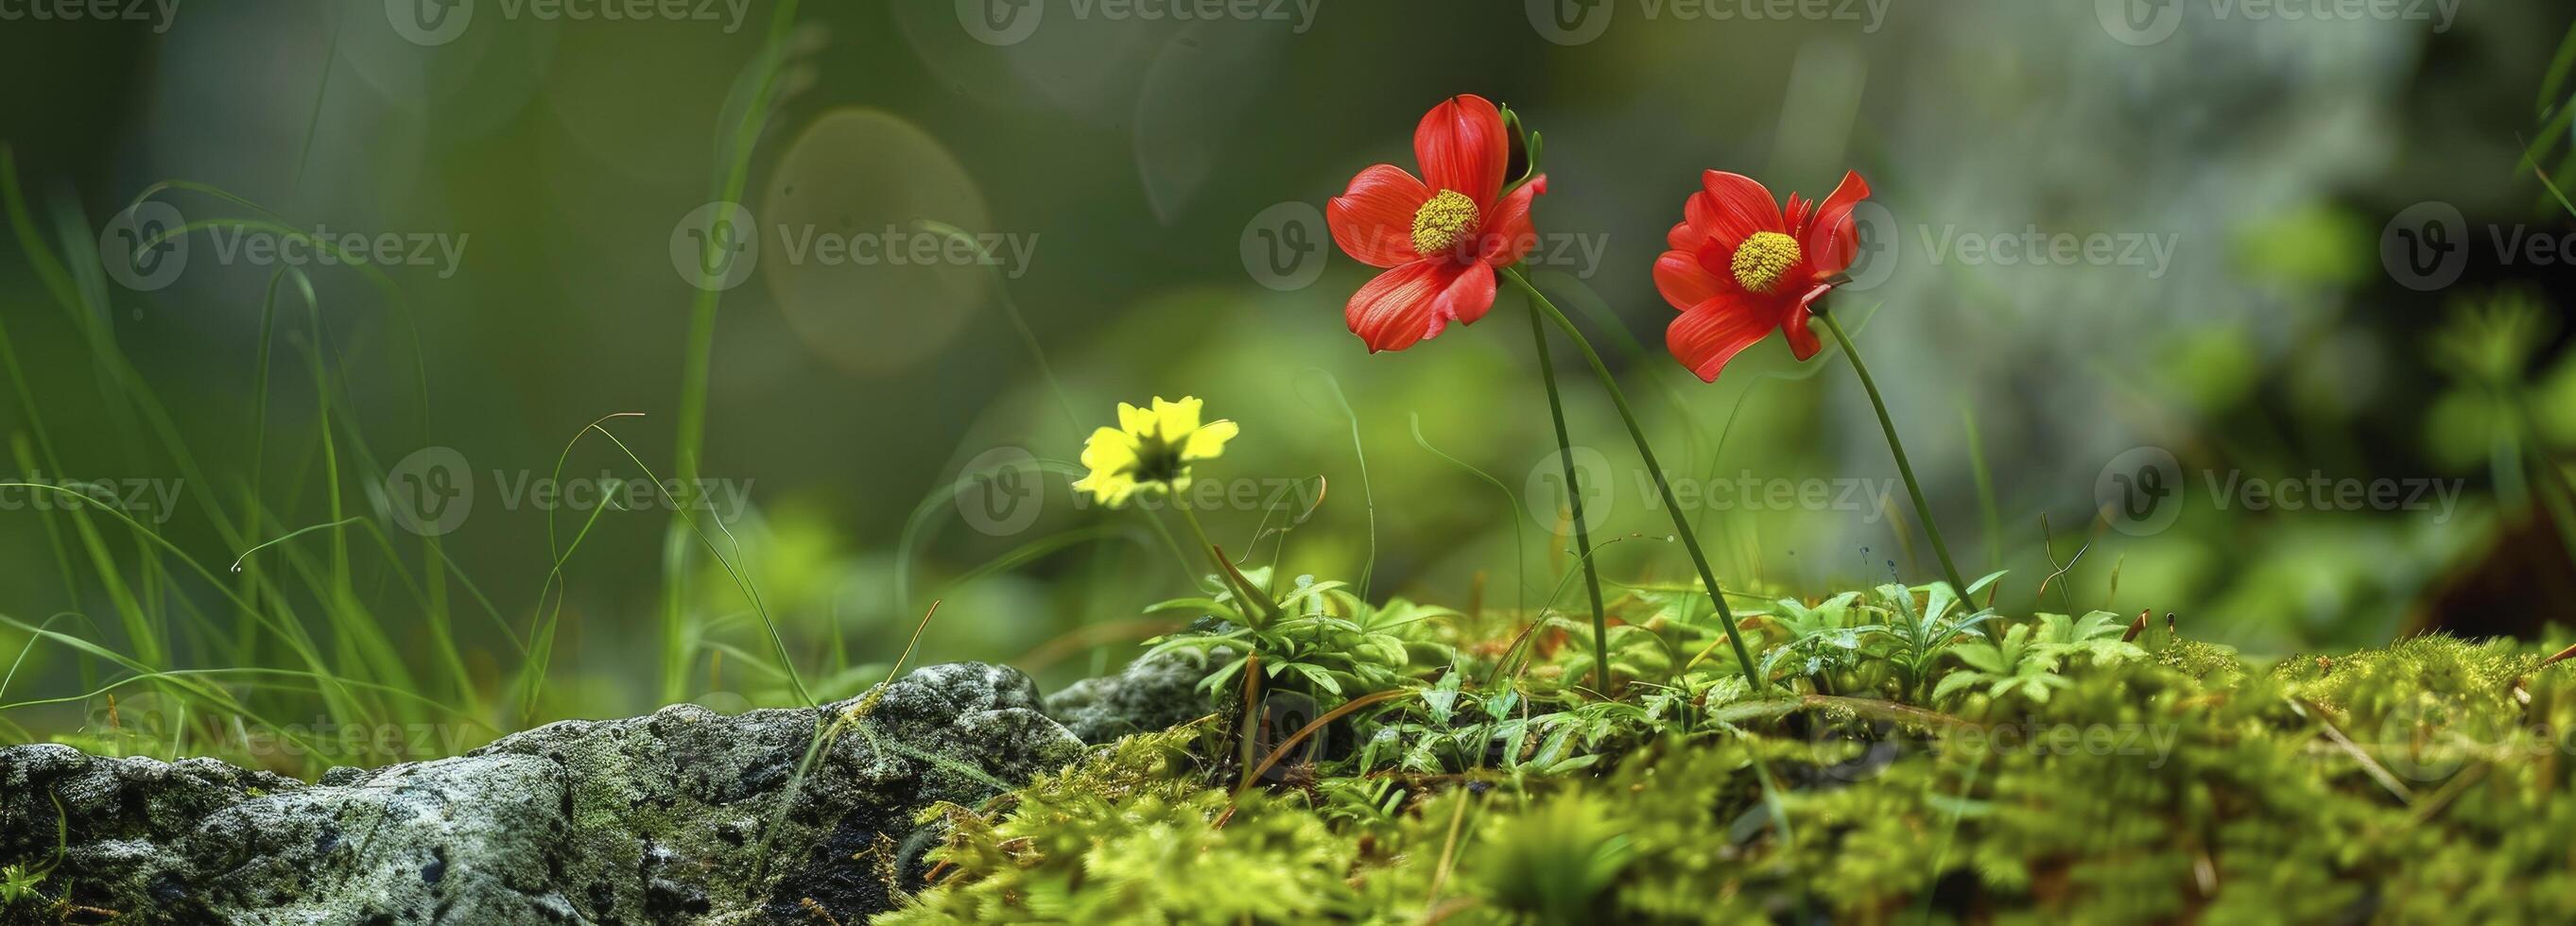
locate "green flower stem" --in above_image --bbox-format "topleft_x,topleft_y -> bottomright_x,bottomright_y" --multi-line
1171,501 -> 1274,627
1813,309 -> 1974,606
1502,266 -> 1765,694
1527,296 -> 1615,697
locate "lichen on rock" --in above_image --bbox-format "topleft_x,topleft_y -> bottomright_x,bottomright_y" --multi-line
0,661 -> 1083,924
1042,646 -> 1223,745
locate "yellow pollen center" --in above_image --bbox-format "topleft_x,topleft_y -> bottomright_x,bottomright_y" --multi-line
1731,232 -> 1801,293
1410,190 -> 1480,254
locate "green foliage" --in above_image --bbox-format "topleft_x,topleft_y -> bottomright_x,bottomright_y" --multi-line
1144,567 -> 1455,706
0,864 -> 44,905
1934,610 -> 2143,706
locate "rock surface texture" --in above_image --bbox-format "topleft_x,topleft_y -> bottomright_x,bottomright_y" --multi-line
0,662 -> 1091,924
1039,647 -> 1220,745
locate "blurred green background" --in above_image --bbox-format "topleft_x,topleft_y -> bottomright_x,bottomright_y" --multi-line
2,0 -> 2572,764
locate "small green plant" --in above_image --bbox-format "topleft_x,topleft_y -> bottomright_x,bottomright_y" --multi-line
1,787 -> 67,907
1933,609 -> 2141,705
1860,574 -> 2003,700
1143,570 -> 1454,705
0,864 -> 45,905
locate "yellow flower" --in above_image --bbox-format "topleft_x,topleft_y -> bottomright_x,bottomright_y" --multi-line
1071,396 -> 1238,506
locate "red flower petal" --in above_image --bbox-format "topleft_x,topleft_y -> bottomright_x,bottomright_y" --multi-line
1666,219 -> 1704,254
1429,261 -> 1498,333
1667,293 -> 1786,383
1654,249 -> 1734,311
1347,261 -> 1494,352
1689,170 -> 1786,251
1328,164 -> 1432,267
1476,174 -> 1547,266
1782,300 -> 1824,361
1802,170 -> 1872,276
1414,95 -> 1508,208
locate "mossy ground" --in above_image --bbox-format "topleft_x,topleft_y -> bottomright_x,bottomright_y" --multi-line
873,592 -> 2576,925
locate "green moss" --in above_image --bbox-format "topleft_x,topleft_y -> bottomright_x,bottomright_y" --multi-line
880,614 -> 2576,924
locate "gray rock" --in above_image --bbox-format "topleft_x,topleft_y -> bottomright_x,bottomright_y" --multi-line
0,661 -> 1081,924
1043,647 -> 1222,744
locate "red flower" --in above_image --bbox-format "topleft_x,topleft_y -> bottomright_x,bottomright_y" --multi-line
1654,170 -> 1872,382
1326,94 -> 1547,352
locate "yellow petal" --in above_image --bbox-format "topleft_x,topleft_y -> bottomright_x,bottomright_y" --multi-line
1116,402 -> 1155,437
1079,427 -> 1136,471
1073,469 -> 1134,506
1182,419 -> 1237,460
1150,396 -> 1203,438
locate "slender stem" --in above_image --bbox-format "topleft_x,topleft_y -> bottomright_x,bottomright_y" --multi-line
1503,267 -> 1765,694
1174,503 -> 1223,573
1527,300 -> 1615,697
1814,310 -> 1973,602
1171,501 -> 1273,627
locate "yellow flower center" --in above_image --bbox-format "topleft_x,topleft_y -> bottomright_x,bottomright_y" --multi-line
1410,190 -> 1480,254
1730,231 -> 1801,293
